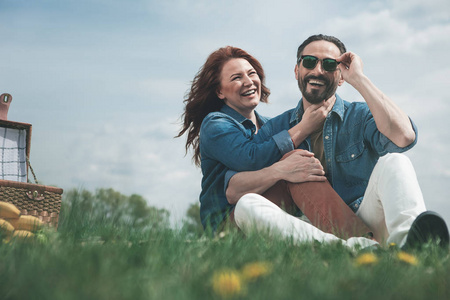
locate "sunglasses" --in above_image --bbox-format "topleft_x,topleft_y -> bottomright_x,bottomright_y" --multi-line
298,55 -> 340,72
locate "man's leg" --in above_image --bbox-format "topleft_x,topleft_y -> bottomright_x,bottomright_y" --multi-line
234,193 -> 378,249
277,150 -> 373,239
288,181 -> 373,239
260,172 -> 372,239
356,153 -> 426,246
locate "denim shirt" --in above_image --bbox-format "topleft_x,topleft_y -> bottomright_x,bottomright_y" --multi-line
226,94 -> 418,213
199,105 -> 293,230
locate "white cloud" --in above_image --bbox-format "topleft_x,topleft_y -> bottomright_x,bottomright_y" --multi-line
3,0 -> 450,226
392,0 -> 450,24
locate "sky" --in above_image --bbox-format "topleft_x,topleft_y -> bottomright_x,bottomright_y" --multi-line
1,0 -> 450,227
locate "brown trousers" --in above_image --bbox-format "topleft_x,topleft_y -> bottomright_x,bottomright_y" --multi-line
230,151 -> 373,240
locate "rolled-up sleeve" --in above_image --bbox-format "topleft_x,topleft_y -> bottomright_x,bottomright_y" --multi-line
272,130 -> 294,154
223,170 -> 238,193
365,112 -> 418,155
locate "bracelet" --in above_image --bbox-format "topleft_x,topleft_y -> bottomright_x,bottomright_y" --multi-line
291,138 -> 296,149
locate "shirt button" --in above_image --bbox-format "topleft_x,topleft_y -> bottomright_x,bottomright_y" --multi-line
355,203 -> 359,208
351,154 -> 355,158
325,136 -> 329,140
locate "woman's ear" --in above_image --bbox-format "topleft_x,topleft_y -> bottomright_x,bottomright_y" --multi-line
216,89 -> 225,100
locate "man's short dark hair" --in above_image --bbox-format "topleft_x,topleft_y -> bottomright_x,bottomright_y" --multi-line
296,34 -> 347,64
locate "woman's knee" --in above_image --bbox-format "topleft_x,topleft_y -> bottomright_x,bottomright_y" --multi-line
235,193 -> 262,217
234,193 -> 278,224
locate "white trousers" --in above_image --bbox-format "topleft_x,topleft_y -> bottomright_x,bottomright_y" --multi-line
356,153 -> 426,246
234,153 -> 425,248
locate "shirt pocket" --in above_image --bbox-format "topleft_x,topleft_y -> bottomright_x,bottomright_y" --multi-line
335,141 -> 368,189
335,141 -> 365,163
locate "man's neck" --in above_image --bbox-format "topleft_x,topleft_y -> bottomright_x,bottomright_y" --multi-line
302,95 -> 337,111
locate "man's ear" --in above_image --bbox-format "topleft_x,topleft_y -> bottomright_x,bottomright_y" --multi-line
338,73 -> 345,86
294,64 -> 299,80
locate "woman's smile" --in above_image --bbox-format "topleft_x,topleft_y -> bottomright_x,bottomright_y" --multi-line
217,58 -> 261,118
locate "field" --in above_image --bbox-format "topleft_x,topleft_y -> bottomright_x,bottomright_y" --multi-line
1,189 -> 449,300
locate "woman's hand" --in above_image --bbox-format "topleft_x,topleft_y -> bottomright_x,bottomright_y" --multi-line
225,150 -> 326,204
273,150 -> 326,183
300,96 -> 335,135
288,97 -> 335,146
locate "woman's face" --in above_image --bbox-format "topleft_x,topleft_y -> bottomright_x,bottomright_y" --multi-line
217,58 -> 261,118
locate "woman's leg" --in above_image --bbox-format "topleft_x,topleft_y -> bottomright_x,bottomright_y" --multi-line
234,193 -> 378,249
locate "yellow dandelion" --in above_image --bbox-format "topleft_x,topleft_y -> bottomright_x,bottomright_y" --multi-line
397,251 -> 418,266
355,253 -> 378,266
389,243 -> 397,248
211,270 -> 243,298
240,262 -> 272,281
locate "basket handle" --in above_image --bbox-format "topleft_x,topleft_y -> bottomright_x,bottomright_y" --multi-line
26,157 -> 39,185
25,157 -> 45,201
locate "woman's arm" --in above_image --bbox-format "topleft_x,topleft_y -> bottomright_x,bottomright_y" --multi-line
201,105 -> 333,172
200,113 -> 290,171
287,97 -> 335,147
226,150 -> 326,204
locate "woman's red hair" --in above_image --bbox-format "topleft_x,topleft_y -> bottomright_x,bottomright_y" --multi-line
177,46 -> 270,166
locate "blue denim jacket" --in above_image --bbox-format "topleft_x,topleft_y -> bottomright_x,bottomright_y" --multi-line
199,105 -> 293,230
227,94 -> 418,213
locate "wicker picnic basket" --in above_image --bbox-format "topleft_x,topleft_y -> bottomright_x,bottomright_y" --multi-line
0,93 -> 63,228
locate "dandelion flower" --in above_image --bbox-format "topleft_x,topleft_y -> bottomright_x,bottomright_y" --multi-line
397,251 -> 418,266
355,253 -> 378,266
241,262 -> 272,281
212,270 -> 243,298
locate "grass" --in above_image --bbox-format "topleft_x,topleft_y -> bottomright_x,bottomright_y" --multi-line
1,200 -> 450,299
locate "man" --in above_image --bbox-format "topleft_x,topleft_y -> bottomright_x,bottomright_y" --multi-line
225,34 -> 449,249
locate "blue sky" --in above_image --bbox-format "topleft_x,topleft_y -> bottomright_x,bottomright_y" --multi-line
1,0 -> 450,226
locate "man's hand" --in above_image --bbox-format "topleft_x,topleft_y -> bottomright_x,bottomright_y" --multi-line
336,51 -> 365,87
273,150 -> 326,183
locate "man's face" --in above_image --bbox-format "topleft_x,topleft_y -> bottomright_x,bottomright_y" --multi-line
295,40 -> 343,104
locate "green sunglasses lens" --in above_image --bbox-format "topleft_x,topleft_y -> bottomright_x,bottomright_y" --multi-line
323,59 -> 338,71
302,56 -> 318,69
301,56 -> 339,71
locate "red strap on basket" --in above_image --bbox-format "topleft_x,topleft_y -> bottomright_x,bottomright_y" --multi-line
0,93 -> 12,120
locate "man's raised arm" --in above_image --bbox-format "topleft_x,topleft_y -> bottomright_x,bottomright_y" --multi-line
337,52 -> 416,148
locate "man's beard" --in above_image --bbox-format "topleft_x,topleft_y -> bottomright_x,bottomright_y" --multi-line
298,74 -> 338,104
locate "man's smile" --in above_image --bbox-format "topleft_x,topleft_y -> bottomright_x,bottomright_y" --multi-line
308,79 -> 326,87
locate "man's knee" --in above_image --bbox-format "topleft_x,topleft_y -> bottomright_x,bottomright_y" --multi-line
377,153 -> 413,174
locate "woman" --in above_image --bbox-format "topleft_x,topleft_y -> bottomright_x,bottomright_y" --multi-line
177,46 -> 372,244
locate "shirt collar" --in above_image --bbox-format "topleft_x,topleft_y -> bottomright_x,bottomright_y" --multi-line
290,94 -> 345,125
220,104 -> 266,126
